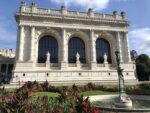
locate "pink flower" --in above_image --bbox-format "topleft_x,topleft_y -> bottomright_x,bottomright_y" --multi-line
30,109 -> 34,113
92,107 -> 99,113
56,107 -> 62,113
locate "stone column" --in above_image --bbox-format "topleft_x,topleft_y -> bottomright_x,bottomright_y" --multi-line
15,26 -> 20,60
90,30 -> 96,69
124,32 -> 131,62
116,32 -> 123,62
18,26 -> 24,61
61,29 -> 67,69
29,26 -> 35,62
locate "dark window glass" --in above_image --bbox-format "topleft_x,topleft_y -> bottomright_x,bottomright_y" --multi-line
38,36 -> 58,63
1,64 -> 6,73
8,64 -> 13,74
68,37 -> 86,63
96,38 -> 112,63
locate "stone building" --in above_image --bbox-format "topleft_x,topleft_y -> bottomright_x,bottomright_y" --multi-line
12,2 -> 137,84
0,48 -> 15,83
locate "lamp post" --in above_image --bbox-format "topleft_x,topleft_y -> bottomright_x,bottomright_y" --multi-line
115,51 -> 126,97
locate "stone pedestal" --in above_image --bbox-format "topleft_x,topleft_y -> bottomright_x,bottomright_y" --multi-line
46,62 -> 50,69
76,62 -> 81,69
90,62 -> 97,70
114,95 -> 132,108
60,61 -> 67,70
104,63 -> 109,68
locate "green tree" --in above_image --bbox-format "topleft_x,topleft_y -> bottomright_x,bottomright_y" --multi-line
136,54 -> 150,81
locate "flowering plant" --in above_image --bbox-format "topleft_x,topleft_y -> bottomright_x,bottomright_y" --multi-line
0,81 -> 100,113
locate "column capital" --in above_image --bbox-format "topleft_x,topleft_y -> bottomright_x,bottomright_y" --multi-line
18,25 -> 25,27
31,26 -> 35,28
90,29 -> 94,31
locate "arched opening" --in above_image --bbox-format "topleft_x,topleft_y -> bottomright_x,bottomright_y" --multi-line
38,35 -> 58,63
96,38 -> 112,64
68,37 -> 86,63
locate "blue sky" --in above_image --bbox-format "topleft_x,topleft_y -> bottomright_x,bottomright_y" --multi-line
0,0 -> 150,56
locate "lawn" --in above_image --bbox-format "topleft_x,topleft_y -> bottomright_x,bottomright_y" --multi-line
79,90 -> 118,96
31,92 -> 60,98
29,90 -> 117,98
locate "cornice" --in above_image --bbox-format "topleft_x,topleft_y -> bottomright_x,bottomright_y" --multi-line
15,13 -> 129,28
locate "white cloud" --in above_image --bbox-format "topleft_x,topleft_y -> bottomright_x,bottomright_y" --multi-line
50,0 -> 109,10
129,28 -> 150,55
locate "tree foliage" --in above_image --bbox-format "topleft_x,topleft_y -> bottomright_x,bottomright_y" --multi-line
136,54 -> 150,81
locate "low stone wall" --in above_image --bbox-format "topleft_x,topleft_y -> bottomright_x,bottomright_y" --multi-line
97,108 -> 150,113
89,95 -> 150,113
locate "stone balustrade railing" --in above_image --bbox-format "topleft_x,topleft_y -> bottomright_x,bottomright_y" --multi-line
20,2 -> 125,20
0,48 -> 15,58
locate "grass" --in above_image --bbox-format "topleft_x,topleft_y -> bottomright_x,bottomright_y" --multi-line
79,90 -> 118,96
29,90 -> 118,98
31,92 -> 60,98
2,88 -> 16,93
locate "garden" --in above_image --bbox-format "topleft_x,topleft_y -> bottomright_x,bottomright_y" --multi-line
0,81 -> 150,113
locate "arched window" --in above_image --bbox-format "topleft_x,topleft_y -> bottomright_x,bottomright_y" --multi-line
68,37 -> 86,63
96,38 -> 111,63
38,35 -> 58,63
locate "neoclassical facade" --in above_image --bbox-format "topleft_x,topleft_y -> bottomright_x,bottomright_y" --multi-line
12,2 -> 137,84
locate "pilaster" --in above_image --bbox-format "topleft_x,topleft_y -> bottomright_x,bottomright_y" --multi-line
60,28 -> 68,69
18,26 -> 24,61
124,32 -> 131,62
29,26 -> 35,62
116,32 -> 123,62
15,26 -> 20,61
90,30 -> 96,69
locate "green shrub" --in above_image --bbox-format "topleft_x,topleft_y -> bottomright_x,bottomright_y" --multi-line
139,82 -> 150,89
95,85 -> 119,92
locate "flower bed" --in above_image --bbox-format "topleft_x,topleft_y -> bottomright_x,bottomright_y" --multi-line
0,81 -> 99,113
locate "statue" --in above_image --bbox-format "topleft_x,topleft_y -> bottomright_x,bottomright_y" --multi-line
76,52 -> 80,63
114,51 -> 132,108
104,53 -> 108,64
46,51 -> 50,63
